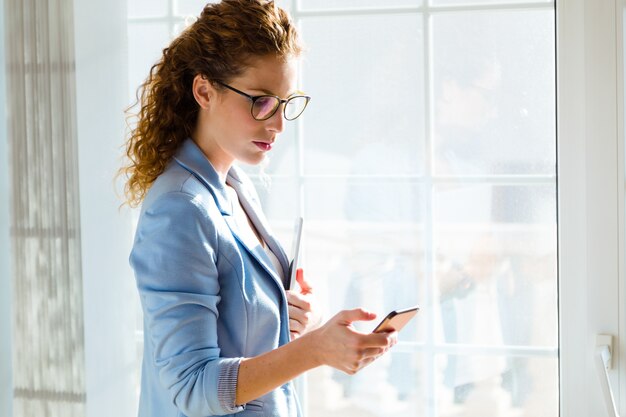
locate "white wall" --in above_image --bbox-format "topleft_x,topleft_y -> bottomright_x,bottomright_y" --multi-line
72,1 -> 139,416
0,0 -> 13,414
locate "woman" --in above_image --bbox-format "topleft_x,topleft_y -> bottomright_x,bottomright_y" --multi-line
121,1 -> 397,416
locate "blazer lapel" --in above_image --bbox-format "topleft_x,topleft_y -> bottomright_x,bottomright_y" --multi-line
172,138 -> 290,290
222,213 -> 287,291
226,168 -> 291,287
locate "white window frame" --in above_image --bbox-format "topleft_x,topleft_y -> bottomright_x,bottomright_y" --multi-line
557,0 -> 625,416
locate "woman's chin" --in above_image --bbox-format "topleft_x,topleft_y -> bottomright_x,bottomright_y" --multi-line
239,153 -> 268,167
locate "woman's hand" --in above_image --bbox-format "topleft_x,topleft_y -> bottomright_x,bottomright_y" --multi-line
286,269 -> 323,340
304,308 -> 398,375
236,307 -> 397,404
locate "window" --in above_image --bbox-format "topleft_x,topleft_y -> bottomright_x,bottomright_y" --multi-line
287,3 -> 557,417
127,2 -> 558,416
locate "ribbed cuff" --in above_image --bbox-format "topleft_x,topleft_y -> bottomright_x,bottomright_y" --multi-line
217,357 -> 244,413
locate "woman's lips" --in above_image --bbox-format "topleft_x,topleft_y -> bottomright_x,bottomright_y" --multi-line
253,141 -> 272,151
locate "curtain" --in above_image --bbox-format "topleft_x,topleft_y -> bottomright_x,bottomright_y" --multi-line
5,0 -> 86,415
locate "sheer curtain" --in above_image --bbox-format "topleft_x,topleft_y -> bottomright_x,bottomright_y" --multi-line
5,0 -> 86,415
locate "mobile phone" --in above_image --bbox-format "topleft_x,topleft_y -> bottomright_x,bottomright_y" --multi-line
372,306 -> 420,333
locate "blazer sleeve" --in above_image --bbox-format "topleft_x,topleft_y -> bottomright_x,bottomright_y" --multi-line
130,190 -> 244,417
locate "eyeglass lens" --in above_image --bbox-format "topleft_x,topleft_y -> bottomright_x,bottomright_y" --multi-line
284,96 -> 308,120
252,96 -> 279,120
252,96 -> 308,121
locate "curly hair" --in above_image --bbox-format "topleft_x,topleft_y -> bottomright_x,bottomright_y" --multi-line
120,0 -> 303,207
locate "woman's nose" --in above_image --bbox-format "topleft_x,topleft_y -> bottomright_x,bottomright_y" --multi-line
266,106 -> 285,133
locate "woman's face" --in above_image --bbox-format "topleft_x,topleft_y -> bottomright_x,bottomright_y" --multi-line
194,54 -> 298,175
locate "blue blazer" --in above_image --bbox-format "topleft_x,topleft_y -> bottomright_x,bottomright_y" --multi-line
130,139 -> 301,417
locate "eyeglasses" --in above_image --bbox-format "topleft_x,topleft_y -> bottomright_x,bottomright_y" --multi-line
214,80 -> 311,121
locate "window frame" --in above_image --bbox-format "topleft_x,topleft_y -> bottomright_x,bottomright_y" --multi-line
294,2 -> 558,416
620,2 -> 626,412
556,0 -> 625,416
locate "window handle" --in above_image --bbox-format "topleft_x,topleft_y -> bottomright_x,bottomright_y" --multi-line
595,334 -> 619,417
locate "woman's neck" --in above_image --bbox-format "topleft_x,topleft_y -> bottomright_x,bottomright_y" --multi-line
190,136 -> 233,184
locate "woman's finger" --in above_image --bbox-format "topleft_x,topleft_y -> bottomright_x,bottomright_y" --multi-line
286,291 -> 312,311
358,356 -> 378,369
289,318 -> 305,334
358,347 -> 386,359
288,304 -> 310,324
355,331 -> 397,348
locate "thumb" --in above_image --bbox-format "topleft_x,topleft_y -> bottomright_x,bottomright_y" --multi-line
296,268 -> 313,294
336,308 -> 377,325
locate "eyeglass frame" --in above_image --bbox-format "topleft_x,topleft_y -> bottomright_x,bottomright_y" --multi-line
213,80 -> 311,121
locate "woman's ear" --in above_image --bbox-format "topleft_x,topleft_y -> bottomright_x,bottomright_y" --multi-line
192,74 -> 214,109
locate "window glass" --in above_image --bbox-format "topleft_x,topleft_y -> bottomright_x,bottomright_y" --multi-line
433,184 -> 557,345
434,354 -> 558,415
128,0 -> 168,18
174,0 -> 220,17
301,14 -> 425,176
301,180 -> 424,338
432,183 -> 557,415
432,10 -> 556,176
307,351 -> 427,416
